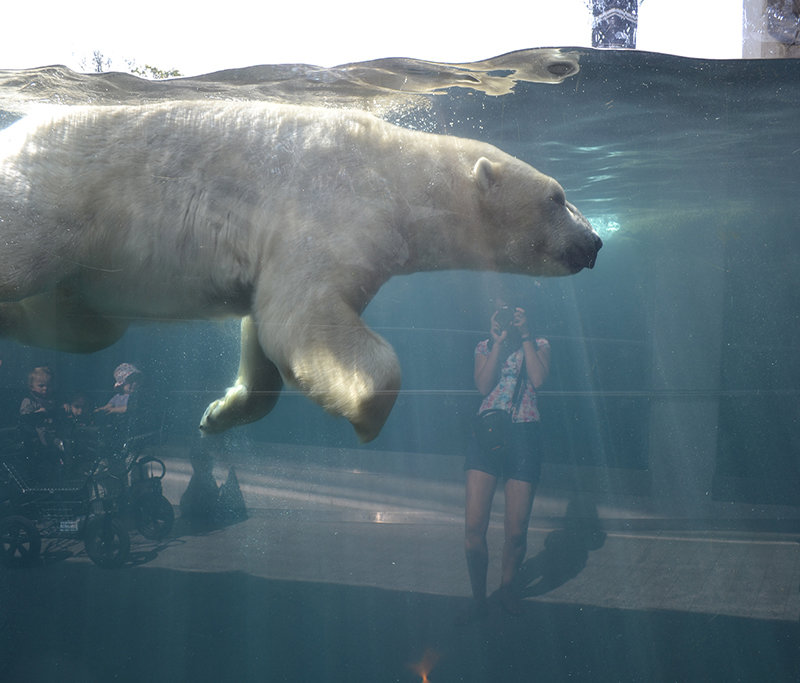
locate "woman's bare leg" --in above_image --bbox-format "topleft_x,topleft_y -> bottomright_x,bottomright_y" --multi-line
464,468 -> 497,608
498,477 -> 535,613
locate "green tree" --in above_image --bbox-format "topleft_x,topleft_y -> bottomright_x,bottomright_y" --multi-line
128,64 -> 182,80
81,49 -> 111,73
79,50 -> 181,79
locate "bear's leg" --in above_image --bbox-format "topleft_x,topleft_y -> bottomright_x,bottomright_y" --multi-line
199,315 -> 283,434
261,296 -> 401,443
0,289 -> 128,352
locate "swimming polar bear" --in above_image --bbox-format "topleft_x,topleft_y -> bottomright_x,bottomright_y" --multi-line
0,101 -> 601,442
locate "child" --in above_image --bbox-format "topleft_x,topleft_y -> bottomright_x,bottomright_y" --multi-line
19,366 -> 55,418
63,392 -> 90,425
19,366 -> 65,477
95,363 -> 144,452
19,366 -> 58,447
95,363 -> 140,416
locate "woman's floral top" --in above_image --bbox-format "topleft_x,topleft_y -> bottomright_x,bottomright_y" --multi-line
475,338 -> 549,422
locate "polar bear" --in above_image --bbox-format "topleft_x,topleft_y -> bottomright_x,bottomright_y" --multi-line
0,101 -> 601,442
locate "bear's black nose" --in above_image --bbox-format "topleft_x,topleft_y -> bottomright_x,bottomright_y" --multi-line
590,233 -> 603,265
586,233 -> 603,269
575,232 -> 602,271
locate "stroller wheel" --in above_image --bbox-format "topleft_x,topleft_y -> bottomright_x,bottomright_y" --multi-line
135,493 -> 175,541
0,515 -> 41,568
84,514 -> 130,568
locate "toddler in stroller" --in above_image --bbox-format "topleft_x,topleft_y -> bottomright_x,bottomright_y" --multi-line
93,365 -> 174,541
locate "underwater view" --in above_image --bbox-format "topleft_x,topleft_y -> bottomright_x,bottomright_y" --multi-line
1,46 -> 799,681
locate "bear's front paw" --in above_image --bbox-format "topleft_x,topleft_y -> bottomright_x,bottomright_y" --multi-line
199,383 -> 250,435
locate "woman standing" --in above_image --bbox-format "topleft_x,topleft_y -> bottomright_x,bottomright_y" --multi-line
465,294 -> 550,617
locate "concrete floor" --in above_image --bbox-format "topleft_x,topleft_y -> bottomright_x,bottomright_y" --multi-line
1,444 -> 799,682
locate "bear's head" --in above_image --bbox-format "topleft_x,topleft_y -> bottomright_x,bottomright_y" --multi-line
472,156 -> 602,276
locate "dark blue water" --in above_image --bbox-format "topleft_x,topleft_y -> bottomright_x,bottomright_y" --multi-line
2,46 -> 800,683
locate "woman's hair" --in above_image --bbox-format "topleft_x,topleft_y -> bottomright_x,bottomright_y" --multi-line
490,283 -> 524,312
489,279 -> 542,310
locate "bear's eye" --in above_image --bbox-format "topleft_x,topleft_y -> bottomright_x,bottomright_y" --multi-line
550,191 -> 566,207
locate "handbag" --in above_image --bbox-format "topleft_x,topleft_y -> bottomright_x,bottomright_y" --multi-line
474,356 -> 526,453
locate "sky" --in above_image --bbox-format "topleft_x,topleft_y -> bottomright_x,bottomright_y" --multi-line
2,0 -> 743,77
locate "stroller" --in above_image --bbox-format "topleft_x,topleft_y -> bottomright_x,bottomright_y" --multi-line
95,429 -> 174,542
0,412 -> 174,568
0,426 -> 130,568
91,378 -> 174,542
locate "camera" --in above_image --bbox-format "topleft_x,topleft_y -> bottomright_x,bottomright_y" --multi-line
495,305 -> 515,330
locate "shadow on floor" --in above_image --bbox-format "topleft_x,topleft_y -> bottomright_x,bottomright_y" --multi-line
1,561 -> 798,683
519,496 -> 607,598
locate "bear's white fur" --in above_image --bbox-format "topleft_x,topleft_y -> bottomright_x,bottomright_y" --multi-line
0,101 -> 601,441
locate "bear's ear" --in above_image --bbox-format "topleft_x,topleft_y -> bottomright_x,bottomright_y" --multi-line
473,157 -> 500,192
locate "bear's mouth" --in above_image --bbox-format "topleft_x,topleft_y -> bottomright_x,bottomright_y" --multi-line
565,232 -> 603,272
505,230 -> 602,275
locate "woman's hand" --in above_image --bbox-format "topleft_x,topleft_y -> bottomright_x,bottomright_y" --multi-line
512,307 -> 530,338
490,311 -> 508,345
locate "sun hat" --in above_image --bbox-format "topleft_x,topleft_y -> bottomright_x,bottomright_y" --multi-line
113,363 -> 140,388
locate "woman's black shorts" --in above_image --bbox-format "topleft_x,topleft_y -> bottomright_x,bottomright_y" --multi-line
465,421 -> 542,484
